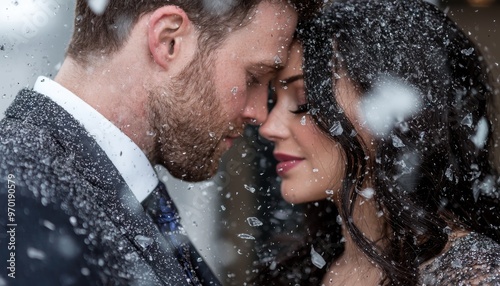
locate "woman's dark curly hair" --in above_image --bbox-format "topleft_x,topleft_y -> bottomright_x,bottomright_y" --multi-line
254,0 -> 500,285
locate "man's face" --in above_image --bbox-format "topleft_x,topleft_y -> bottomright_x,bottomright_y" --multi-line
148,1 -> 297,181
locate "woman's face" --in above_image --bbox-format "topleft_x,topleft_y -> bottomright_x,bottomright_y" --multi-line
259,42 -> 364,204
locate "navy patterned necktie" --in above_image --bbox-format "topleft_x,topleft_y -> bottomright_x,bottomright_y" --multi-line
142,181 -> 201,286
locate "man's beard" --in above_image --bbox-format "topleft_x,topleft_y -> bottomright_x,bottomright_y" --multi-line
147,52 -> 241,182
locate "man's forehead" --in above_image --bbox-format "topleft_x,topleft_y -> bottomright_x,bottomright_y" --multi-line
252,0 -> 298,25
257,42 -> 291,68
221,0 -> 296,72
251,54 -> 287,71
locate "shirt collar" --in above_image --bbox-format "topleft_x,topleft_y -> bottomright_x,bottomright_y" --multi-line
33,76 -> 158,202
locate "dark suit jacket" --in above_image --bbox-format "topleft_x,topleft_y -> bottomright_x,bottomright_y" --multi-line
0,89 -> 221,285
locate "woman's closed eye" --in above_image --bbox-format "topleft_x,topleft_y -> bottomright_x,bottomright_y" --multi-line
277,75 -> 307,114
290,103 -> 310,114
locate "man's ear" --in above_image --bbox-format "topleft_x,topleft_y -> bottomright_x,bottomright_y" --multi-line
148,6 -> 191,70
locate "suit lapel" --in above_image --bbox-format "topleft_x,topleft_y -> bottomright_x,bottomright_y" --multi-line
6,90 -> 190,285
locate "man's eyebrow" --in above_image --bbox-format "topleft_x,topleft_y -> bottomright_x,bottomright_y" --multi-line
279,74 -> 304,86
251,60 -> 285,73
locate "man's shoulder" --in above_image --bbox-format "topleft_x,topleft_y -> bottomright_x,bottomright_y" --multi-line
0,112 -> 62,150
0,113 -> 77,186
0,182 -> 162,285
0,129 -> 163,285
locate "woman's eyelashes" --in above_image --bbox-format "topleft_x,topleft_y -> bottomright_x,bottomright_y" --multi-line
290,103 -> 311,114
290,86 -> 308,114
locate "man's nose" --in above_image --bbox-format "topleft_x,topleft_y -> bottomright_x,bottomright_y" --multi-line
242,90 -> 269,125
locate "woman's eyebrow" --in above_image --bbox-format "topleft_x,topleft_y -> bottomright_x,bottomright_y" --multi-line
279,74 -> 304,86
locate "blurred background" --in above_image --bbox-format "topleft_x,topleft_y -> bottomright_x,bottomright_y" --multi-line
0,0 -> 498,285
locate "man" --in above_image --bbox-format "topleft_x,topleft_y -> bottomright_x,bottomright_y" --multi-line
0,0 -> 318,285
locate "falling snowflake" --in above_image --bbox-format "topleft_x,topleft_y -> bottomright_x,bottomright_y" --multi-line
329,121 -> 343,136
87,0 -> 109,15
471,117 -> 488,149
310,246 -> 326,269
237,233 -> 255,240
244,184 -> 256,193
359,76 -> 421,137
300,115 -> 306,125
246,217 -> 263,227
358,187 -> 375,199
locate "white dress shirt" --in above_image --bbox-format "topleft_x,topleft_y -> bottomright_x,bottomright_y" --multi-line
33,76 -> 158,202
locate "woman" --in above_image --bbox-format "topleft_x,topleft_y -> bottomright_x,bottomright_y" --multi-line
254,0 -> 500,285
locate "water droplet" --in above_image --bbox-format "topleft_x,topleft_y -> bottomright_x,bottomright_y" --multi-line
273,55 -> 282,65
310,246 -> 326,269
237,233 -> 255,240
244,184 -> 255,193
81,267 -> 90,276
358,187 -> 375,199
42,220 -> 55,231
445,166 -> 453,181
231,87 -> 238,95
124,252 -> 139,262
336,215 -> 343,225
471,117 -> 488,149
134,235 -> 153,250
246,217 -> 263,227
461,47 -> 474,56
391,135 -> 405,148
40,157 -> 52,165
461,113 -> 472,127
329,121 -> 343,136
300,116 -> 306,125
27,247 -> 46,260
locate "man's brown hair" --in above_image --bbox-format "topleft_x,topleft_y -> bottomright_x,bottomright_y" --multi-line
66,0 -> 320,64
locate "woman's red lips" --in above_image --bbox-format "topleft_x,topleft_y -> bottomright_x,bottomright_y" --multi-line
274,153 -> 303,175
